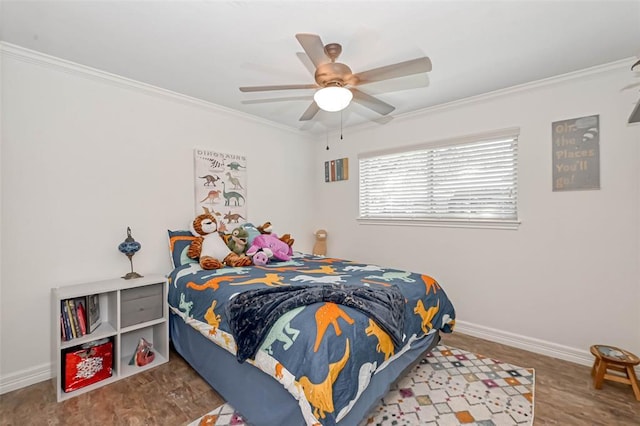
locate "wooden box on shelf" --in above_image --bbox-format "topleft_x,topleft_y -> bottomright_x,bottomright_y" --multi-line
51,274 -> 169,402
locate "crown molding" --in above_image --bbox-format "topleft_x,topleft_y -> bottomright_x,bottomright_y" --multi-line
2,42 -> 633,140
347,57 -> 635,135
408,58 -> 633,116
0,42 -> 305,136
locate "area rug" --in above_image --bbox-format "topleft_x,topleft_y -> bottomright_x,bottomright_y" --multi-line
188,345 -> 535,426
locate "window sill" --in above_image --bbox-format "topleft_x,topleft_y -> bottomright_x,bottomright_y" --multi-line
357,217 -> 520,230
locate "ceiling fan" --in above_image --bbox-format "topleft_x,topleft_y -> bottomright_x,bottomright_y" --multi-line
629,58 -> 640,124
239,33 -> 432,121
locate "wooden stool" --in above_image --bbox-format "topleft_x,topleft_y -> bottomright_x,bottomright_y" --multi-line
590,344 -> 640,401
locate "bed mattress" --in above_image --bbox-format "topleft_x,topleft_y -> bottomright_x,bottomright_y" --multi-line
167,252 -> 455,425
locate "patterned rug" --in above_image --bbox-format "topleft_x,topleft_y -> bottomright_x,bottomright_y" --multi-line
188,345 -> 535,426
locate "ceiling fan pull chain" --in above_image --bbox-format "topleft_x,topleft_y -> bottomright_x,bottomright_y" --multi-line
326,131 -> 330,150
340,111 -> 344,140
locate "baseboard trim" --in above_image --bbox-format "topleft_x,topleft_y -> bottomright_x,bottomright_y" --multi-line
2,321 -> 637,394
455,320 -> 640,375
0,362 -> 52,395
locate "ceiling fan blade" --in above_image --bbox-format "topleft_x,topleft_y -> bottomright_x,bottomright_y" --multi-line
295,33 -> 329,68
351,88 -> 395,116
361,73 -> 430,95
241,95 -> 313,105
629,98 -> 640,124
373,115 -> 395,125
299,102 -> 320,121
239,84 -> 318,92
296,52 -> 317,77
354,57 -> 432,84
621,81 -> 640,91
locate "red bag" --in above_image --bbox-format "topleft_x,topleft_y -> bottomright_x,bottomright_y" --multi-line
128,337 -> 155,367
63,338 -> 113,392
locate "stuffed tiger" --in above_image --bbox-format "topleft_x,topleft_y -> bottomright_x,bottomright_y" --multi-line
188,207 -> 252,269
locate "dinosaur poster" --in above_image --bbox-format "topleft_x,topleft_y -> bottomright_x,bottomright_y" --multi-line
194,148 -> 247,233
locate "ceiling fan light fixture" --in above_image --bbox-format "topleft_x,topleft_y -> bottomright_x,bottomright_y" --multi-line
314,86 -> 353,112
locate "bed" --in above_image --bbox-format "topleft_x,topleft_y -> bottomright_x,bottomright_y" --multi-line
167,231 -> 456,426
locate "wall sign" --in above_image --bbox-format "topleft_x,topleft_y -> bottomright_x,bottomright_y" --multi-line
552,115 -> 600,191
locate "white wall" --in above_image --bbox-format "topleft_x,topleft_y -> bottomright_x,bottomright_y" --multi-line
2,43 -> 639,394
313,62 -> 640,367
0,41 -> 4,383
0,45 -> 315,392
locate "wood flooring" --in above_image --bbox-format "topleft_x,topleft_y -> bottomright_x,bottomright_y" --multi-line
441,333 -> 640,425
1,333 -> 638,425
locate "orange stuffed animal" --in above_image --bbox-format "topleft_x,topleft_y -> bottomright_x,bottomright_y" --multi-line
257,221 -> 295,248
188,208 -> 252,269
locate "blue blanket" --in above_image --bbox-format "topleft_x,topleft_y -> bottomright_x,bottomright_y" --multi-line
226,283 -> 406,362
168,253 -> 456,425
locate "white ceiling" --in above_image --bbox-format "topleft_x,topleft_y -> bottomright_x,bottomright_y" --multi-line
2,1 -> 639,134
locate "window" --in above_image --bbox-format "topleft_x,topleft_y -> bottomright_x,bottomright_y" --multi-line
358,128 -> 519,229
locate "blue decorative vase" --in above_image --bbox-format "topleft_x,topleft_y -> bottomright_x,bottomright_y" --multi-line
118,227 -> 143,280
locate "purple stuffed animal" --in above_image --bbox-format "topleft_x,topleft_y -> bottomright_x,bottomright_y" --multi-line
251,249 -> 270,266
246,234 -> 292,261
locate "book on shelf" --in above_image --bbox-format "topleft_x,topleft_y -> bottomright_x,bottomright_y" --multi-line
60,313 -> 67,341
61,301 -> 73,340
69,299 -> 83,337
59,295 -> 101,340
75,299 -> 87,336
86,294 -> 101,333
64,300 -> 78,338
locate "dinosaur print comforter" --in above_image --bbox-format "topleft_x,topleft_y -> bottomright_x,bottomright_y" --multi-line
167,253 -> 456,426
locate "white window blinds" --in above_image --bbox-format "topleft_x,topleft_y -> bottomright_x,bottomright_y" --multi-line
359,129 -> 519,227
